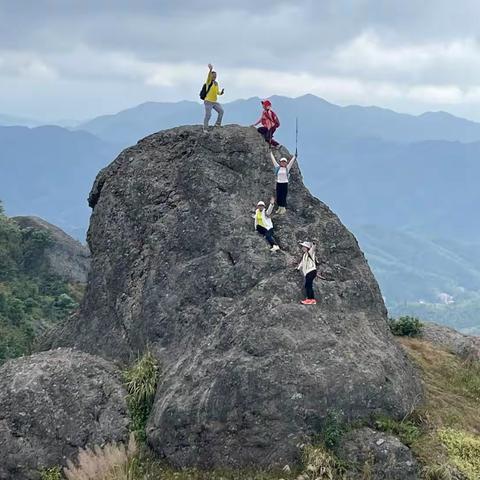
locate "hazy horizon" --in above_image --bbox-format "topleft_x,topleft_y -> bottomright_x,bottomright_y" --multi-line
2,1 -> 480,122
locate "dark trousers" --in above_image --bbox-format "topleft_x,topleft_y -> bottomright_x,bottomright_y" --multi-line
276,182 -> 288,207
258,126 -> 279,146
256,225 -> 276,247
305,270 -> 317,299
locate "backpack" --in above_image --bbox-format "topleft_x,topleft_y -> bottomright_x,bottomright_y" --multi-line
271,111 -> 280,128
199,81 -> 214,100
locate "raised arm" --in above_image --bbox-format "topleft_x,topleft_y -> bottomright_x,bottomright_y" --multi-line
266,198 -> 275,217
206,63 -> 213,83
270,151 -> 279,167
287,155 -> 297,170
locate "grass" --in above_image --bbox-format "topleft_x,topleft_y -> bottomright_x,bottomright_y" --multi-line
398,337 -> 480,478
123,351 -> 160,441
373,415 -> 421,447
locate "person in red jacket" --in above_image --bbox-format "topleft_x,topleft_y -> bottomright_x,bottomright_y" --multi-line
253,99 -> 280,147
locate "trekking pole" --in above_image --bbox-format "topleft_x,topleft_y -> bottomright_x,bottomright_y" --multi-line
295,117 -> 298,157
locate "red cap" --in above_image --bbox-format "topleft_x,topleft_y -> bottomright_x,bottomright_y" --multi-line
261,99 -> 272,108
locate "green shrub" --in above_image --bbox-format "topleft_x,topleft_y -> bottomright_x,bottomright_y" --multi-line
322,409 -> 346,449
374,415 -> 421,446
40,466 -> 63,480
438,428 -> 480,479
124,352 -> 160,441
389,316 -> 423,337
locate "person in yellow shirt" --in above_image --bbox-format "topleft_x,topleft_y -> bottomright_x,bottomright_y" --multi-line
202,63 -> 224,131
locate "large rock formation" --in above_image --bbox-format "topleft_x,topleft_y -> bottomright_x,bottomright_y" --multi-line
13,215 -> 90,283
421,321 -> 480,362
336,427 -> 418,479
48,125 -> 422,468
0,348 -> 129,480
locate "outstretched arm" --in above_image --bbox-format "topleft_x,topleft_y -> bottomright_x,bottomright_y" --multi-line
287,155 -> 296,170
266,197 -> 275,217
206,63 -> 213,83
270,151 -> 279,167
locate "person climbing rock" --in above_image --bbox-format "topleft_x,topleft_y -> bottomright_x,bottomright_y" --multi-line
270,151 -> 296,214
253,99 -> 280,147
297,241 -> 317,304
254,197 -> 280,252
201,63 -> 224,132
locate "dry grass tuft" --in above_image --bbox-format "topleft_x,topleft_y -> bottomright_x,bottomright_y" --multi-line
63,434 -> 138,480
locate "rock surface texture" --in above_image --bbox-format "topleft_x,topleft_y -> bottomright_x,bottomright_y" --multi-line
13,215 -> 90,283
421,321 -> 480,362
336,427 -> 418,480
0,348 -> 129,480
49,125 -> 422,468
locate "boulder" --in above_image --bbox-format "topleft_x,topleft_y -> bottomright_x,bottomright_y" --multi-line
13,215 -> 90,284
47,125 -> 422,468
421,322 -> 480,362
0,348 -> 129,480
337,427 -> 418,479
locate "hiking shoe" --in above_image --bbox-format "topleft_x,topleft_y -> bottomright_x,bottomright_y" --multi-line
270,245 -> 280,252
301,299 -> 313,305
279,207 -> 287,215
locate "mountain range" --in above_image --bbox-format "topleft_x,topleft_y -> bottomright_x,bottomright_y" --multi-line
1,94 -> 479,332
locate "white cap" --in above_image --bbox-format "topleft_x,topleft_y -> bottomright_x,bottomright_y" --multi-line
257,201 -> 265,206
279,157 -> 288,163
299,241 -> 312,249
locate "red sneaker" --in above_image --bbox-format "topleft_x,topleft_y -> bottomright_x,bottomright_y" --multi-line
301,299 -> 313,305
310,299 -> 317,305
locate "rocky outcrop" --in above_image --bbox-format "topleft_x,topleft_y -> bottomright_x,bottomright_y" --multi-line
0,349 -> 129,480
48,125 -> 422,468
421,322 -> 480,362
336,427 -> 418,479
13,215 -> 90,283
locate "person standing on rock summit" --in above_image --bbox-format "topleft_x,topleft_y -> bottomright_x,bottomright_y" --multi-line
270,151 -> 296,214
254,197 -> 280,252
297,241 -> 317,304
201,63 -> 224,132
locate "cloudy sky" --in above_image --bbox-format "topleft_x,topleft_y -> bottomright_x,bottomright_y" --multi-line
2,0 -> 480,122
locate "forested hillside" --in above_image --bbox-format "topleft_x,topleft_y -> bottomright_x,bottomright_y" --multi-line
0,203 -> 83,362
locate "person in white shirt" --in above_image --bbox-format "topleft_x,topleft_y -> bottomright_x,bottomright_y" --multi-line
270,151 -> 296,214
254,197 -> 280,252
296,241 -> 317,304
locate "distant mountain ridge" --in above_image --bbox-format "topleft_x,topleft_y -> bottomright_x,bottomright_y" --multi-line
77,94 -> 480,147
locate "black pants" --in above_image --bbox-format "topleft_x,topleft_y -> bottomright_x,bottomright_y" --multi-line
276,182 -> 288,207
258,126 -> 279,146
305,270 -> 317,299
256,225 -> 276,247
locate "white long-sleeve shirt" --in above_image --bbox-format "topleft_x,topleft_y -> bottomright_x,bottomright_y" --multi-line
271,152 -> 296,183
254,203 -> 274,230
297,245 -> 317,276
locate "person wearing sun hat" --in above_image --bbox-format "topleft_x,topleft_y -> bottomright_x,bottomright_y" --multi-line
254,197 -> 280,252
253,99 -> 280,147
270,151 -> 296,214
296,241 -> 317,304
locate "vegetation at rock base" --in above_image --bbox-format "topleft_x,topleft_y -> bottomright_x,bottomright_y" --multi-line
389,315 -> 424,337
399,337 -> 480,479
374,415 -> 422,447
124,351 -> 160,442
40,466 -> 63,480
0,202 -> 82,363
